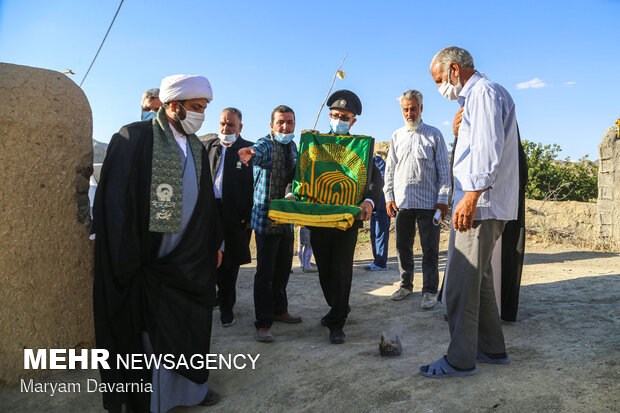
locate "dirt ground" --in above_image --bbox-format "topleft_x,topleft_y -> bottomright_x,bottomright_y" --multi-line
1,235 -> 618,413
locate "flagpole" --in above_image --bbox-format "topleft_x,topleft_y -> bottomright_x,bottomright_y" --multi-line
312,52 -> 348,130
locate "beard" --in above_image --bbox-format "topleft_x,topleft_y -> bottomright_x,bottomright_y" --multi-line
405,116 -> 422,131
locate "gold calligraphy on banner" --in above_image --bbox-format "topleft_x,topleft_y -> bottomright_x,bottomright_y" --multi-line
298,142 -> 367,206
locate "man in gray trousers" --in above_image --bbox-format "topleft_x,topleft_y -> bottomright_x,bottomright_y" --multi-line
420,46 -> 520,377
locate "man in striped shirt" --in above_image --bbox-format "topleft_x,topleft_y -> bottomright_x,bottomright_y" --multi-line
384,90 -> 451,309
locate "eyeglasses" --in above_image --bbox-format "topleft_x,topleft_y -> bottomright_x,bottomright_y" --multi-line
329,112 -> 354,122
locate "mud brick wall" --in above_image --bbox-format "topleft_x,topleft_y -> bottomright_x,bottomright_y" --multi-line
0,63 -> 94,384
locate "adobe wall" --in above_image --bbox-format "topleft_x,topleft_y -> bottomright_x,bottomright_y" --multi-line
0,63 -> 94,384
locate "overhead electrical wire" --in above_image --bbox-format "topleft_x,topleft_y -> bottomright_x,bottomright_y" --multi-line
79,0 -> 124,87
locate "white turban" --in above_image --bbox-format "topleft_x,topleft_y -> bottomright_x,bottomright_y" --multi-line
159,74 -> 213,104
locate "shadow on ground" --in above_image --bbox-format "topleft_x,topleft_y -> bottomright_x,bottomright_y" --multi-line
1,246 -> 618,413
524,250 -> 619,265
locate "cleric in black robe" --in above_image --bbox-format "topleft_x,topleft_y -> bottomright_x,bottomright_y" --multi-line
498,131 -> 528,321
93,74 -> 223,413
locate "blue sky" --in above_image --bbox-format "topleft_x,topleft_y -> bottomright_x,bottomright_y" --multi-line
1,0 -> 618,160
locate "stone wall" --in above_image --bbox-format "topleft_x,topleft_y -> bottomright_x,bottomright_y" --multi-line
597,126 -> 620,250
0,63 -> 94,384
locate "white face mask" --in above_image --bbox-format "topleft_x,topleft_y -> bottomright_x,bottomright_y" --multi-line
177,103 -> 205,135
330,118 -> 351,135
438,67 -> 462,100
218,133 -> 237,145
273,132 -> 294,144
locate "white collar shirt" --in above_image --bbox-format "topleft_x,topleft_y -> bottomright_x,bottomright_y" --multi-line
168,122 -> 188,157
383,121 -> 451,209
213,144 -> 229,199
453,71 -> 519,221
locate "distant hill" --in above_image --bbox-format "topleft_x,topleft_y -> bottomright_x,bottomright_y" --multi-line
93,140 -> 108,163
198,133 -> 218,142
92,134 -> 219,164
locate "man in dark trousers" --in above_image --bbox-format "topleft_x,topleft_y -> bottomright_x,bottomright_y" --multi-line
238,105 -> 302,343
204,107 -> 254,327
310,90 -> 384,344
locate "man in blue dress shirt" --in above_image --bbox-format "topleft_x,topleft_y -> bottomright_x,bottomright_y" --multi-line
420,46 -> 519,378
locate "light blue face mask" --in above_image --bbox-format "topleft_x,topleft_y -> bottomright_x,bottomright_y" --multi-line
273,132 -> 294,144
330,118 -> 351,135
141,111 -> 157,121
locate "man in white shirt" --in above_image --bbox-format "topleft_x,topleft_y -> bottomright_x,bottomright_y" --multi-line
420,46 -> 519,378
384,90 -> 450,309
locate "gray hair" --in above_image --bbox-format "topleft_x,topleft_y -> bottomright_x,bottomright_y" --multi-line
141,88 -> 159,107
431,46 -> 475,72
222,107 -> 242,122
398,89 -> 423,107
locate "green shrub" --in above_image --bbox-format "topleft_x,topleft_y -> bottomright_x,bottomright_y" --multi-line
522,140 -> 598,202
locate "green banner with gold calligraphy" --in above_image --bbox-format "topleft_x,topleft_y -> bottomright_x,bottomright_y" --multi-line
269,131 -> 373,230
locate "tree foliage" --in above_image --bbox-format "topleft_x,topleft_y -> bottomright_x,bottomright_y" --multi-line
522,140 -> 598,202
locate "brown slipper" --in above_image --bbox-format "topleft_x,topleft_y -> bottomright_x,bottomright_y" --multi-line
273,312 -> 302,323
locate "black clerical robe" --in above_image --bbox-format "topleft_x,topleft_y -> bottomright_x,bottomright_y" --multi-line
499,133 -> 528,321
93,120 -> 222,413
